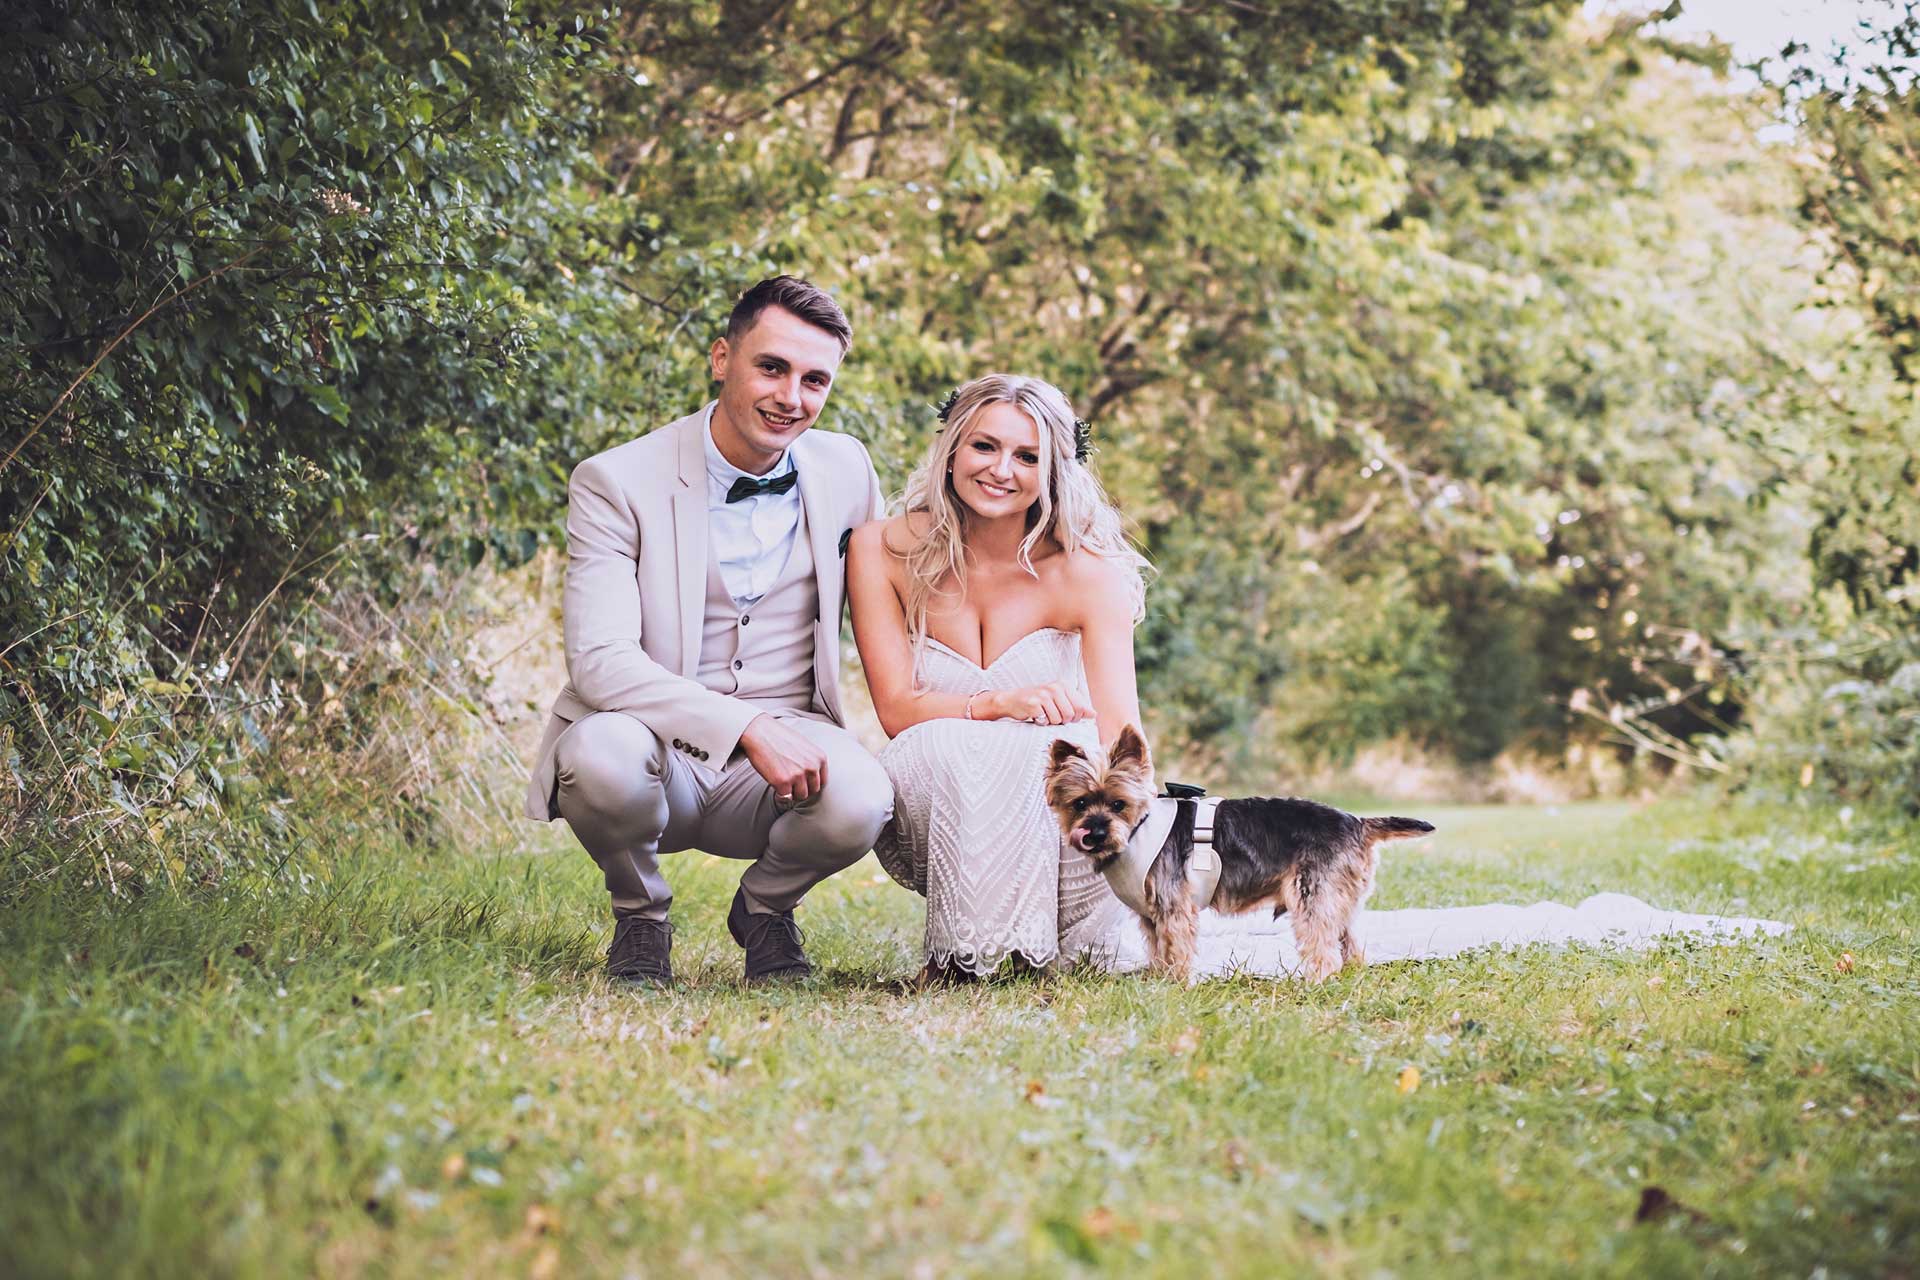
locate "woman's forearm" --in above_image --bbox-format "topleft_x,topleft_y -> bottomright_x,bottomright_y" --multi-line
874,687 -> 994,738
1083,648 -> 1141,748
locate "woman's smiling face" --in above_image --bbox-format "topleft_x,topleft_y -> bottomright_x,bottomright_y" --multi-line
951,401 -> 1044,520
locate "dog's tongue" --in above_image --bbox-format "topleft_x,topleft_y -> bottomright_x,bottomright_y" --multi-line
1070,828 -> 1093,851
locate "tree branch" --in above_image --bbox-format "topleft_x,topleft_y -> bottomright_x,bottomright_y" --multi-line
718,33 -> 904,129
1,244 -> 269,476
1296,490 -> 1384,550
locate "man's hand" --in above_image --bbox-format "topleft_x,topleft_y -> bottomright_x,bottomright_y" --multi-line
739,713 -> 829,805
983,683 -> 1096,726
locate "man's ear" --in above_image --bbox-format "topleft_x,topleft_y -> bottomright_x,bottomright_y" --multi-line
1048,738 -> 1090,773
1108,724 -> 1150,773
709,335 -> 730,381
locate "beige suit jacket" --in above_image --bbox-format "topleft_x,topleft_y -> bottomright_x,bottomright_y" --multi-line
524,405 -> 885,820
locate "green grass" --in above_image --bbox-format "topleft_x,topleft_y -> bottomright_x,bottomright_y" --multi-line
2,798 -> 1916,1278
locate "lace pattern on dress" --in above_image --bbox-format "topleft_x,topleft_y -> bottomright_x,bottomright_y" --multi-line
873,628 -> 1134,975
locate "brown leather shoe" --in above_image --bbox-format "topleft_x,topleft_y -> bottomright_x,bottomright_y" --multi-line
607,915 -> 673,987
726,888 -> 812,983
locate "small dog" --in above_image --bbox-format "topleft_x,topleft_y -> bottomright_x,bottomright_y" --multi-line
1045,725 -> 1434,982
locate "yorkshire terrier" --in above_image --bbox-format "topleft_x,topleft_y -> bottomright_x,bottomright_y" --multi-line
1045,725 -> 1434,983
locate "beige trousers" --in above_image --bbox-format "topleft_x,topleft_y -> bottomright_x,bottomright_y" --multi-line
551,708 -> 892,919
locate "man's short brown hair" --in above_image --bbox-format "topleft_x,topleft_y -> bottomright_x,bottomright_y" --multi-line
726,275 -> 852,354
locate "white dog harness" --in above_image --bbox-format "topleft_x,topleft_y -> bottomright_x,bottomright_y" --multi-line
1098,796 -> 1223,915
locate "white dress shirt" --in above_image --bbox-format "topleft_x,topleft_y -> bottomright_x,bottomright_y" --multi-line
703,403 -> 803,607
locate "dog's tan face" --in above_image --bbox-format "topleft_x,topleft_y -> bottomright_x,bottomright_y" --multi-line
1045,724 -> 1156,866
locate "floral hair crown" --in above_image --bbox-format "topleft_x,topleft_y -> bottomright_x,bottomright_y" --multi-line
935,388 -> 1092,463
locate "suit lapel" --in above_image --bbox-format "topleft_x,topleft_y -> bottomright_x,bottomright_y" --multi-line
671,411 -> 707,675
794,436 -> 844,713
794,435 -> 840,631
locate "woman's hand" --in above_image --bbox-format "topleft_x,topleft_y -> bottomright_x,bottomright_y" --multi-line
982,683 -> 1096,726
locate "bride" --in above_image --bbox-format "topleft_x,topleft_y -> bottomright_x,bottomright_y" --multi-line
848,374 -> 1785,980
848,374 -> 1143,977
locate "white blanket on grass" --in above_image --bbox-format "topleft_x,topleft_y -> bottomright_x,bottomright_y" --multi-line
1103,892 -> 1792,979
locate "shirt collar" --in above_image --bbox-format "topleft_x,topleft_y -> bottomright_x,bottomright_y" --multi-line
703,401 -> 795,498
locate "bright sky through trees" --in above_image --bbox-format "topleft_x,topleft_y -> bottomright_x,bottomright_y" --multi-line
1588,0 -> 1883,63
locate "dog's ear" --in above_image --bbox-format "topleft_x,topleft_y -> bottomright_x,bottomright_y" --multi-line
1107,723 -> 1151,774
1048,738 -> 1090,774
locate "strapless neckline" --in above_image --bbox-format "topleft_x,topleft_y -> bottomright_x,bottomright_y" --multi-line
921,626 -> 1076,674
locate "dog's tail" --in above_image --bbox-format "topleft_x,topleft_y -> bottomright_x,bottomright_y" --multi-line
1362,816 -> 1435,843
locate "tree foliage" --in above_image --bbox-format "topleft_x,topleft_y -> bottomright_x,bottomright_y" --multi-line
1,0 -> 615,716
1735,0 -> 1920,808
575,0 -> 1811,768
2,0 -> 1912,822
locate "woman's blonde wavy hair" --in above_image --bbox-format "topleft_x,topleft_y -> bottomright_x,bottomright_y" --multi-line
893,373 -> 1150,672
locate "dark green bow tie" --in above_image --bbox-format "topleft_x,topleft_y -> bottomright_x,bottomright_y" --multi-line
726,471 -> 798,503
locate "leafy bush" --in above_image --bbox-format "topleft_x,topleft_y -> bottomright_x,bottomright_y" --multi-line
1727,0 -> 1920,809
0,0 -> 627,831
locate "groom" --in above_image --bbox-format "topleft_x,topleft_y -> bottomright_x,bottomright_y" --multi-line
524,276 -> 893,986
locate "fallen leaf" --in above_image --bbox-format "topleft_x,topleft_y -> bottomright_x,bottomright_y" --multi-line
1024,1080 -> 1047,1104
1081,1207 -> 1118,1238
1397,1065 -> 1421,1095
1636,1185 -> 1709,1226
440,1152 -> 466,1181
1835,952 -> 1856,974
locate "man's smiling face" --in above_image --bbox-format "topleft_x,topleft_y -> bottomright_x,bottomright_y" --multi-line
708,305 -> 845,473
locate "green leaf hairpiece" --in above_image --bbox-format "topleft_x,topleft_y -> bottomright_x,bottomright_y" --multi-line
935,387 -> 1092,463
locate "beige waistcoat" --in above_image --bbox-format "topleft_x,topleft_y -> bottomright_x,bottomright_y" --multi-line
695,505 -> 818,711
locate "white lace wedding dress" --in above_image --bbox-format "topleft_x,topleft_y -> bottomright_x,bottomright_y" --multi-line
874,628 -> 1135,974
872,628 -> 1789,979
